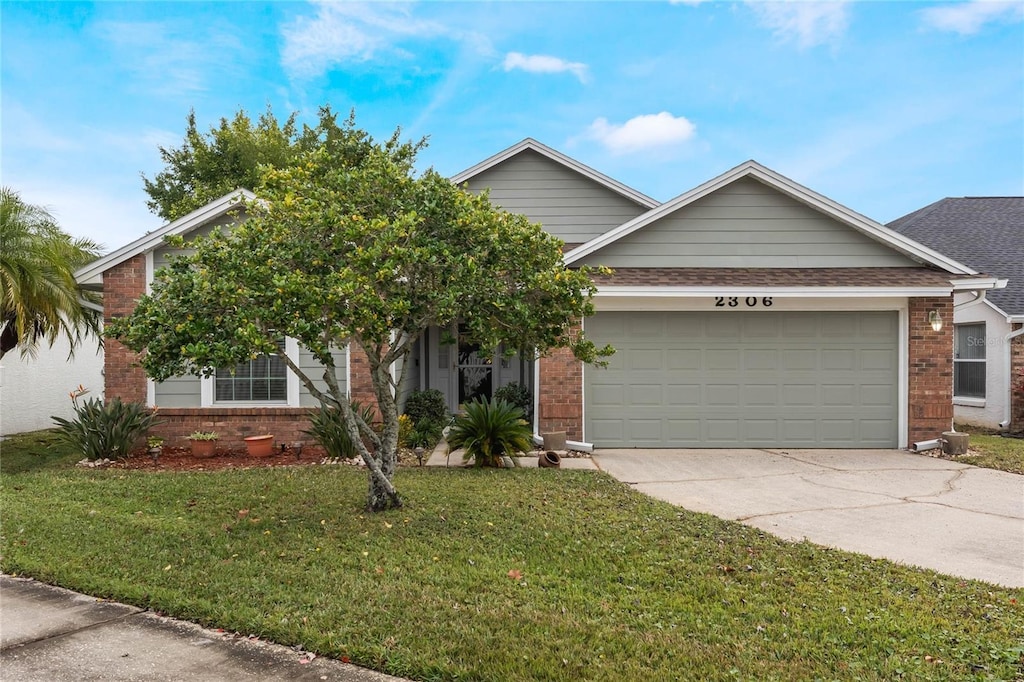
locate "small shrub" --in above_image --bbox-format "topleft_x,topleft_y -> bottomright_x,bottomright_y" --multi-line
408,419 -> 443,449
52,390 -> 161,461
404,389 -> 449,426
494,382 -> 533,423
397,414 -> 413,449
189,431 -> 219,441
305,401 -> 376,460
447,398 -> 533,467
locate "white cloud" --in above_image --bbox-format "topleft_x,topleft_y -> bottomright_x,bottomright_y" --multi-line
747,1 -> 850,48
584,112 -> 697,154
920,1 -> 1024,35
502,52 -> 589,83
281,2 -> 450,78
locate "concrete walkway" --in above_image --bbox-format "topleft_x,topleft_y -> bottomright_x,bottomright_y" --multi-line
591,448 -> 1024,588
0,575 -> 407,682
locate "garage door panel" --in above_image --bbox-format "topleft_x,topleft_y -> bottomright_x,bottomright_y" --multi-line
706,349 -> 740,370
744,349 -> 778,370
744,419 -> 778,441
861,349 -> 895,370
705,419 -> 741,442
744,384 -> 778,406
822,349 -> 856,370
666,384 -> 701,405
585,311 -> 898,448
628,384 -> 662,405
861,384 -> 894,406
782,349 -> 817,370
629,349 -> 664,370
629,420 -> 663,442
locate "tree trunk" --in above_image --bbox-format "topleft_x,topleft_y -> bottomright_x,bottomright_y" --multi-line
364,349 -> 403,511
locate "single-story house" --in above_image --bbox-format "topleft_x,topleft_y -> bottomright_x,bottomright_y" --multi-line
888,198 -> 1023,431
76,139 -> 1005,450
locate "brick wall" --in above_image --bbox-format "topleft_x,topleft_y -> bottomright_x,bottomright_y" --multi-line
1011,323 -> 1024,432
103,254 -> 148,404
348,344 -> 380,419
538,344 -> 583,442
908,296 -> 954,444
148,408 -> 320,451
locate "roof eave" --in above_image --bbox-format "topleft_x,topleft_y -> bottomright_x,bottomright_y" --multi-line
450,138 -> 660,209
566,161 -> 978,276
74,189 -> 257,286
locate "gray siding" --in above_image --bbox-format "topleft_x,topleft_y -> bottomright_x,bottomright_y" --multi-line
299,347 -> 347,407
153,213 -> 240,270
578,178 -> 918,268
465,150 -> 649,244
154,375 -> 201,408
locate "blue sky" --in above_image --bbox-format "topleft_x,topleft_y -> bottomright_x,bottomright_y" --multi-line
2,1 -> 1022,252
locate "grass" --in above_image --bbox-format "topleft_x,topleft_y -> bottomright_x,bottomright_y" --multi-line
0,429 -> 81,474
952,424 -> 1024,475
2,457 -> 1022,681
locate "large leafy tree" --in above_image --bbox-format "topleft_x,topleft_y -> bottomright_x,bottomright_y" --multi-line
0,188 -> 102,359
142,106 -> 302,222
112,116 -> 610,511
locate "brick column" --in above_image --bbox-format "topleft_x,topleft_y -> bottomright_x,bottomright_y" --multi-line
348,344 -> 379,419
907,296 -> 953,445
538,344 -> 583,442
103,255 -> 148,404
1011,323 -> 1024,432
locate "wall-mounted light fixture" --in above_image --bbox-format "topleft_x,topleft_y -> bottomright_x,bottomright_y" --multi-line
928,309 -> 943,332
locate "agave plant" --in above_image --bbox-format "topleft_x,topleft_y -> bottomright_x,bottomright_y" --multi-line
447,398 -> 533,468
305,400 -> 377,460
52,393 -> 161,460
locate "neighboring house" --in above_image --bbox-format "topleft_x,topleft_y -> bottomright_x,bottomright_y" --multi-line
0,336 -> 104,436
889,198 -> 1023,431
77,139 -> 1004,451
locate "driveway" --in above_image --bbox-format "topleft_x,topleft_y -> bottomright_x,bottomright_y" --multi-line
591,449 -> 1024,588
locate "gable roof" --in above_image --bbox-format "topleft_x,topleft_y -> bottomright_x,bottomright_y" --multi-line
888,197 -> 1024,317
564,160 -> 978,276
76,189 -> 256,287
451,138 -> 659,210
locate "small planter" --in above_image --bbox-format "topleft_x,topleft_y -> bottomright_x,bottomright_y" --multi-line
538,450 -> 561,468
190,439 -> 217,458
244,434 -> 275,458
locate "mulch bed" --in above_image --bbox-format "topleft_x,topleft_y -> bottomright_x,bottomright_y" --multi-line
112,445 -> 428,472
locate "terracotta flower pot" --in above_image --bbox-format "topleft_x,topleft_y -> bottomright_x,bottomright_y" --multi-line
190,439 -> 217,458
539,450 -> 561,468
244,434 -> 274,458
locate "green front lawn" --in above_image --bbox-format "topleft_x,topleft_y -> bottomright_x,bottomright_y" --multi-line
952,426 -> 1024,475
2,460 -> 1021,681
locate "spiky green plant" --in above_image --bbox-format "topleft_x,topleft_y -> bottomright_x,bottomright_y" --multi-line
305,400 -> 376,460
51,392 -> 161,461
447,398 -> 533,467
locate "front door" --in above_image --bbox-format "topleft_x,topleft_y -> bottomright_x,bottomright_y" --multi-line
457,324 -> 493,405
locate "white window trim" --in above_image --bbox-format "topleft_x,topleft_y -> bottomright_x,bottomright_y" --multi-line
200,337 -> 301,408
953,323 -> 987,401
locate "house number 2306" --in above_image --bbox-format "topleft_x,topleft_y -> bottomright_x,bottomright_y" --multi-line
714,296 -> 773,308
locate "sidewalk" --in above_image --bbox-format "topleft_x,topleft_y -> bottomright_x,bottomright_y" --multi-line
0,575 -> 408,681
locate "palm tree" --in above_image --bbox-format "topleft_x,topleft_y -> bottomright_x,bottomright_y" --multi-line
0,188 -> 103,359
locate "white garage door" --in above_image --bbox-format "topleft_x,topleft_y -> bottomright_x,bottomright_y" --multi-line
585,311 -> 898,448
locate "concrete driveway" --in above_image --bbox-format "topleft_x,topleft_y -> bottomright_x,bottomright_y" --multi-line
592,449 -> 1024,588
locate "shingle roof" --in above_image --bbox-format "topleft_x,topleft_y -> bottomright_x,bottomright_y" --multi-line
888,198 -> 1024,315
590,267 -> 965,289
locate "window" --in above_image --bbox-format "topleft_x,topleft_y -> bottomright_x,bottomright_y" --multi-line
954,323 -> 986,399
214,339 -> 289,403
